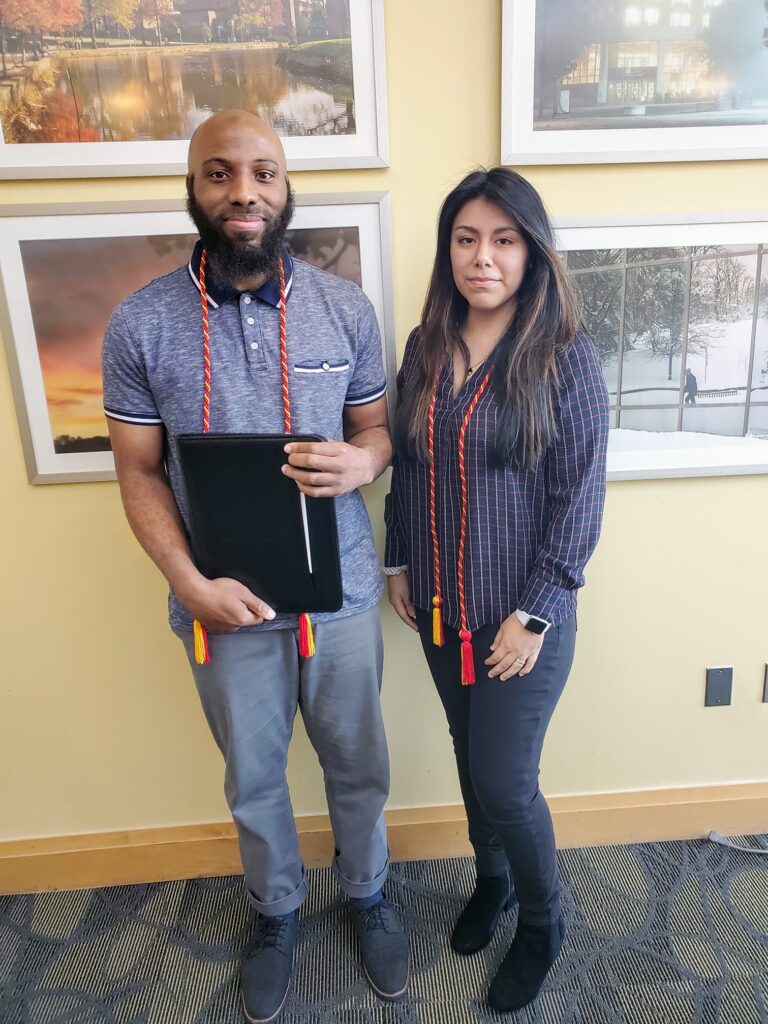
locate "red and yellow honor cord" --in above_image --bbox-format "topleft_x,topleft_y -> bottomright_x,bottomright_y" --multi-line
427,367 -> 492,684
427,386 -> 444,648
277,258 -> 314,658
192,253 -> 314,665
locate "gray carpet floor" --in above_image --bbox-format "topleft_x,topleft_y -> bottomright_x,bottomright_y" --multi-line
2,835 -> 768,1023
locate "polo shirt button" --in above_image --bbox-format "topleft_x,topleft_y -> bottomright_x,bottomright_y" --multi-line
243,296 -> 252,304
322,361 -> 330,370
250,342 -> 259,350
247,317 -> 255,325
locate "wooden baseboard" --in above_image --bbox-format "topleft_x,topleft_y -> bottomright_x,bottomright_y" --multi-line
2,782 -> 767,895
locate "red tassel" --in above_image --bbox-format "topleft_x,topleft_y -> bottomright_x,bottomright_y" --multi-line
459,629 -> 475,685
298,612 -> 315,658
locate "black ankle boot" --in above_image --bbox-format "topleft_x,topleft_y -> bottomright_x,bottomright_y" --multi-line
487,913 -> 565,1012
450,874 -> 516,956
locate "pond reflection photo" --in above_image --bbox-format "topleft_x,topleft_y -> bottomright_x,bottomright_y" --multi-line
0,0 -> 388,176
0,194 -> 395,482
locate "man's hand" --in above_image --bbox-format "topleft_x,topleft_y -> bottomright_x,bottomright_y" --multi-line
282,440 -> 375,497
484,613 -> 544,681
387,572 -> 418,631
179,577 -> 276,632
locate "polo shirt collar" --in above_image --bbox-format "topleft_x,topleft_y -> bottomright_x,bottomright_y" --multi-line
187,240 -> 294,309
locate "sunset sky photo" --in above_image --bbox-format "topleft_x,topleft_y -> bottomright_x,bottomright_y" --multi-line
21,233 -> 194,449
20,226 -> 363,452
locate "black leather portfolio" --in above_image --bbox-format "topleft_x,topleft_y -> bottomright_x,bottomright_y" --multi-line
175,433 -> 343,613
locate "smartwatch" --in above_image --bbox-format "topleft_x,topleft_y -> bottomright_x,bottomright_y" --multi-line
515,609 -> 551,634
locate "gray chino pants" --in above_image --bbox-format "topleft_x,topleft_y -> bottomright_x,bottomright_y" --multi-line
177,606 -> 390,916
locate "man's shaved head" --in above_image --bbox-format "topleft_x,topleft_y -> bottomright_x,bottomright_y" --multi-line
185,110 -> 293,289
187,110 -> 287,178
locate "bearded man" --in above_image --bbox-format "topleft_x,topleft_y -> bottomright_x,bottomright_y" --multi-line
102,110 -> 408,1024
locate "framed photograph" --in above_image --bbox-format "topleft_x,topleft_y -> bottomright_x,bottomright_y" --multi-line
556,213 -> 768,479
0,0 -> 387,178
502,0 -> 768,164
0,192 -> 395,483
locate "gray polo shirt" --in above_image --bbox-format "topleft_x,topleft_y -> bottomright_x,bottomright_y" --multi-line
102,244 -> 386,633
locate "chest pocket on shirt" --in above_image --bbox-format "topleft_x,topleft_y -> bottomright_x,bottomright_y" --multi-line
294,360 -> 350,375
291,359 -> 351,433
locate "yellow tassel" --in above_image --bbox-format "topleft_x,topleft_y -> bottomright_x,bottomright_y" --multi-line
193,619 -> 210,665
432,595 -> 444,647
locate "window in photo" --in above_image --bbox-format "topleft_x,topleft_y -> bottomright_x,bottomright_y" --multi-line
562,45 -> 602,86
748,404 -> 768,437
566,242 -> 768,440
618,408 -> 680,431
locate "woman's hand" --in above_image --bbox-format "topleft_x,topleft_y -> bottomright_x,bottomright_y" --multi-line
387,572 -> 418,631
485,612 -> 544,680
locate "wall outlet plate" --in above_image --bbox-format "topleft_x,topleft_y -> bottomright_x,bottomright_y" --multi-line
706,667 -> 733,707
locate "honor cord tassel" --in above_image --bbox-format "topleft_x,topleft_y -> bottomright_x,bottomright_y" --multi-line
298,611 -> 315,658
459,630 -> 475,686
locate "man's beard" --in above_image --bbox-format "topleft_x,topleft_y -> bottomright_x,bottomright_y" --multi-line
186,182 -> 295,288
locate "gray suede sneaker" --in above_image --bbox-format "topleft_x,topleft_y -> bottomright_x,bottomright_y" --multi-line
240,912 -> 298,1023
350,898 -> 409,1000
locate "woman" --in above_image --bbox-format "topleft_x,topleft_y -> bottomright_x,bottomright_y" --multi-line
384,168 -> 609,1013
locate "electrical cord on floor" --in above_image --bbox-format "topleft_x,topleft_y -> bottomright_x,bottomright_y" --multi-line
707,831 -> 768,856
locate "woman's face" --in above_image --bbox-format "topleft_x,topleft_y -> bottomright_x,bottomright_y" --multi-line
450,197 -> 530,317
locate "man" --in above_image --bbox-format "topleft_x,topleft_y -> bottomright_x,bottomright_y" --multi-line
684,368 -> 698,406
102,110 -> 408,1023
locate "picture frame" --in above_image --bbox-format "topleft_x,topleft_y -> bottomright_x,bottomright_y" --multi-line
0,192 -> 396,483
555,212 -> 768,480
502,0 -> 768,165
0,0 -> 388,178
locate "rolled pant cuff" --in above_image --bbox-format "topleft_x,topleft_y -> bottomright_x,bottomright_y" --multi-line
333,855 -> 389,899
246,874 -> 309,917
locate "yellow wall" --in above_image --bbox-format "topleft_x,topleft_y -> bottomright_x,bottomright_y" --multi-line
2,0 -> 767,843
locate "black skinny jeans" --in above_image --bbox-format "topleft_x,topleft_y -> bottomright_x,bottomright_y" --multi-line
415,610 -> 576,927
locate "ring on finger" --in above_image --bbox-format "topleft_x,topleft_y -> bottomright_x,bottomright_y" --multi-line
514,655 -> 527,665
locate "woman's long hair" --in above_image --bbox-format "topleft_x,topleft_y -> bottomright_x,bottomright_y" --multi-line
395,168 -> 581,470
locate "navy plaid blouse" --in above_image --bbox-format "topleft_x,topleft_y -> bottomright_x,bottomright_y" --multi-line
384,329 -> 609,630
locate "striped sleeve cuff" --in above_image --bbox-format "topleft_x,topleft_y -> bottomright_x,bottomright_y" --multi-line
345,382 -> 387,407
384,497 -> 407,568
518,575 -> 572,623
104,405 -> 163,425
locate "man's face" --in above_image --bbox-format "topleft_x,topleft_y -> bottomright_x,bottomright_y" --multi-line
186,117 -> 293,283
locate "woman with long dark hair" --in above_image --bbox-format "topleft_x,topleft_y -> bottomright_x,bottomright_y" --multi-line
385,168 -> 609,1012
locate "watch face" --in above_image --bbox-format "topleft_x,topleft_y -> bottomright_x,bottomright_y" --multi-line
524,617 -> 548,634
